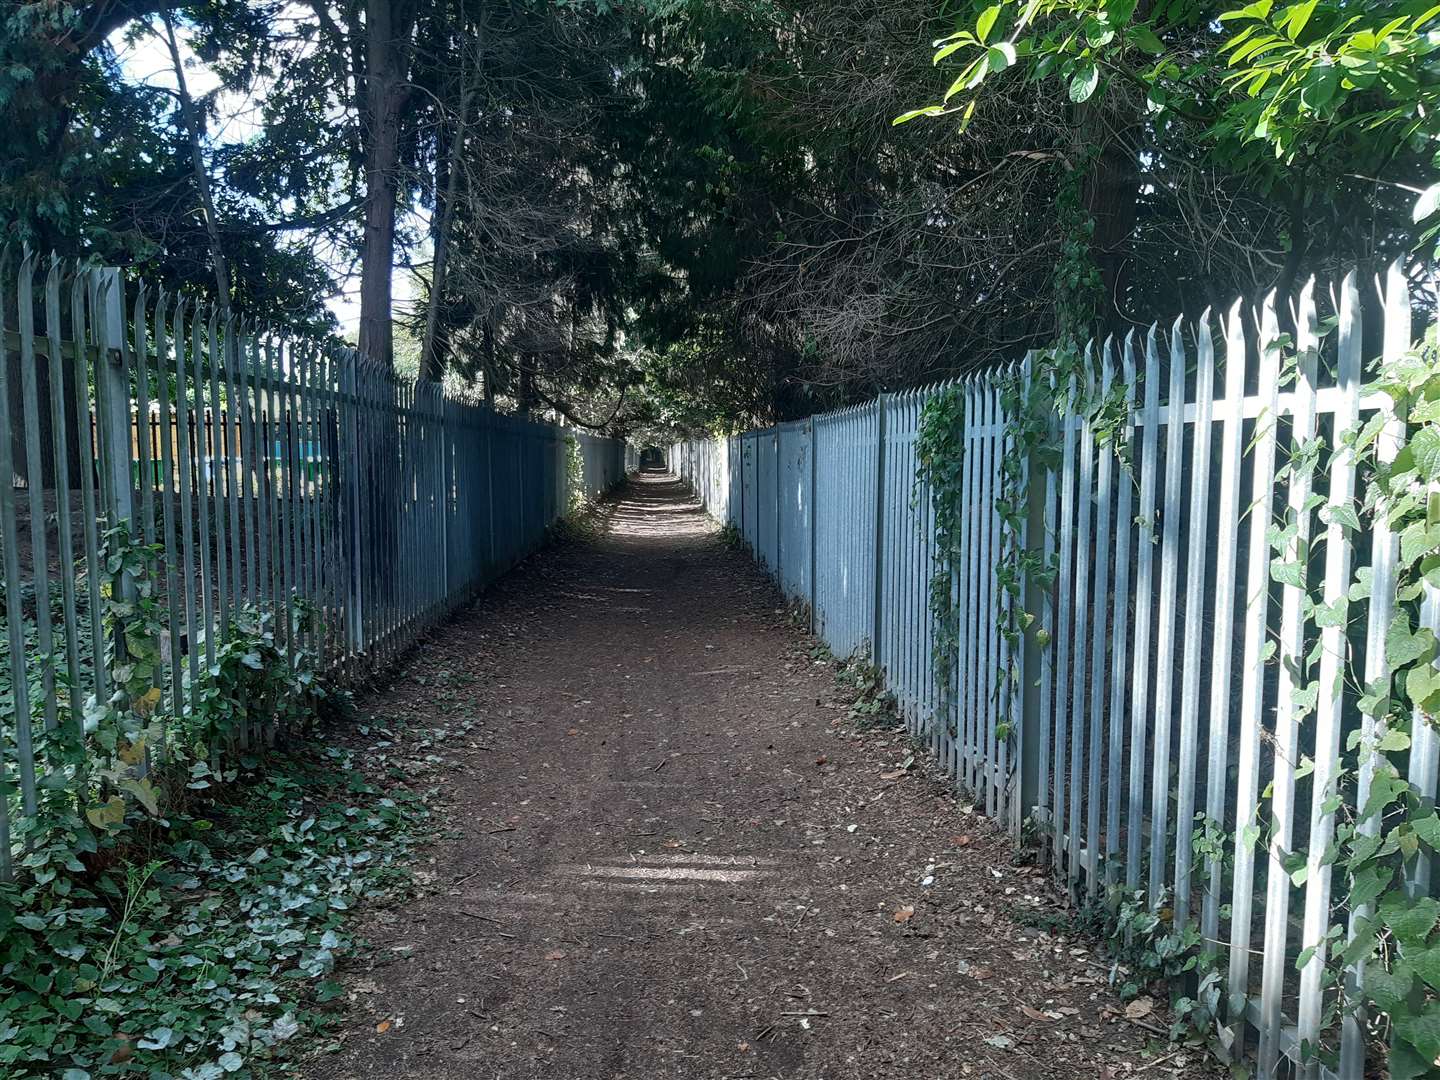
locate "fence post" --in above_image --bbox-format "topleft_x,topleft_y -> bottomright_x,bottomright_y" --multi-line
94,269 -> 134,534
872,394 -> 888,658
438,389 -> 450,605
774,429 -> 782,586
93,267 -> 139,623
808,418 -> 818,633
340,351 -> 365,660
1017,362 -> 1046,831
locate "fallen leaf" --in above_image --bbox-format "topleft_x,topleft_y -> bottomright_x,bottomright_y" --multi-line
880,769 -> 906,781
1124,997 -> 1154,1021
375,1020 -> 392,1034
1020,1005 -> 1050,1021
952,834 -> 973,847
893,906 -> 915,924
110,1035 -> 134,1064
969,965 -> 993,980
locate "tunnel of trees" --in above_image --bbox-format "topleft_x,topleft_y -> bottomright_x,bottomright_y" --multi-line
4,0 -> 1432,438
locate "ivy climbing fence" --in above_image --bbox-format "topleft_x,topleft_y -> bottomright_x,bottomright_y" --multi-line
675,264 -> 1440,1079
0,254 -> 628,877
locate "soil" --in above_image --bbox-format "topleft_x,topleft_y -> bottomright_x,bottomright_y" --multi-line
303,474 -> 1220,1080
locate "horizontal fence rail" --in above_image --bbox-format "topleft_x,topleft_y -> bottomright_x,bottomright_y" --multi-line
675,265 -> 1440,1080
0,255 -> 628,876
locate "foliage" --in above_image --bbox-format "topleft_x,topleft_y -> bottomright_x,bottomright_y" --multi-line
903,0 -> 1438,226
835,655 -> 902,731
0,521 -> 426,1077
564,436 -> 586,516
1321,331 -> 1440,1076
0,731 -> 427,1077
915,385 -> 967,715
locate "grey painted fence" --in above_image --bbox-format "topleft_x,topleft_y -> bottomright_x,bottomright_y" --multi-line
675,265 -> 1440,1079
0,255 -> 627,876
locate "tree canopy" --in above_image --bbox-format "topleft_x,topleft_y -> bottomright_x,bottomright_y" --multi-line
2,0 -> 1435,433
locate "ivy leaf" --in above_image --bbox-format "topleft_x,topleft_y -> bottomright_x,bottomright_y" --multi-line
1387,612 -> 1436,669
1411,941 -> 1440,993
119,778 -> 161,817
1379,728 -> 1413,753
1408,662 -> 1440,713
1366,956 -> 1415,1013
1391,1033 -> 1440,1080
1394,998 -> 1440,1070
1322,503 -> 1361,532
1412,426 -> 1440,480
1349,864 -> 1395,911
1382,892 -> 1440,945
1271,559 -> 1304,587
85,796 -> 126,832
1349,566 -> 1373,601
1413,812 -> 1440,853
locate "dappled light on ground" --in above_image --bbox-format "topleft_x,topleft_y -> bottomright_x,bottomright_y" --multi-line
304,476 -> 1218,1080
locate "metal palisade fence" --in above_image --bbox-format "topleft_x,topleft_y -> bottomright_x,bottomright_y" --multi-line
0,254 -> 627,876
674,265 -> 1440,1079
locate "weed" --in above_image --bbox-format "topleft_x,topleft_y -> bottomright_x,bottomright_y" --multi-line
835,655 -> 901,731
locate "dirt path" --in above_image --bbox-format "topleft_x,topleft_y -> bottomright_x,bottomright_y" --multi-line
306,475 -> 1212,1080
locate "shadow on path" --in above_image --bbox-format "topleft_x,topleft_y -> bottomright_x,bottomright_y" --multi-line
306,474 -> 1214,1080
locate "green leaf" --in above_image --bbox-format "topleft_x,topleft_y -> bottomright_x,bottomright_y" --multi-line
1366,956 -> 1414,1013
1388,612 -> 1436,668
1382,892 -> 1440,945
1394,998 -> 1440,1068
976,5 -> 1002,43
1069,62 -> 1100,102
1379,728 -> 1413,753
1415,182 -> 1440,223
893,106 -> 946,125
1413,812 -> 1440,853
1411,940 -> 1440,992
1349,864 -> 1394,910
1412,426 -> 1440,481
1281,0 -> 1318,40
1131,25 -> 1165,53
987,43 -> 1017,73
1300,64 -> 1339,109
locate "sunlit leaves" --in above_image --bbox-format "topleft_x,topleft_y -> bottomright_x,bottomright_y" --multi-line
1068,61 -> 1100,101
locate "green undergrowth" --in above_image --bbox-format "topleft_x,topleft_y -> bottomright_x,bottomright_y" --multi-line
0,524 -> 459,1078
0,719 -> 442,1078
716,523 -> 745,551
808,640 -> 901,732
549,487 -> 623,545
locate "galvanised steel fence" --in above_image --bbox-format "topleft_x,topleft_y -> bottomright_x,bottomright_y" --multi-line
675,265 -> 1440,1079
0,254 -> 627,875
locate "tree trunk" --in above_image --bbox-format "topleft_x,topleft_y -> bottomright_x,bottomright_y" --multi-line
419,76 -> 474,383
161,11 -> 232,320
358,0 -> 413,369
1078,104 -> 1139,331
